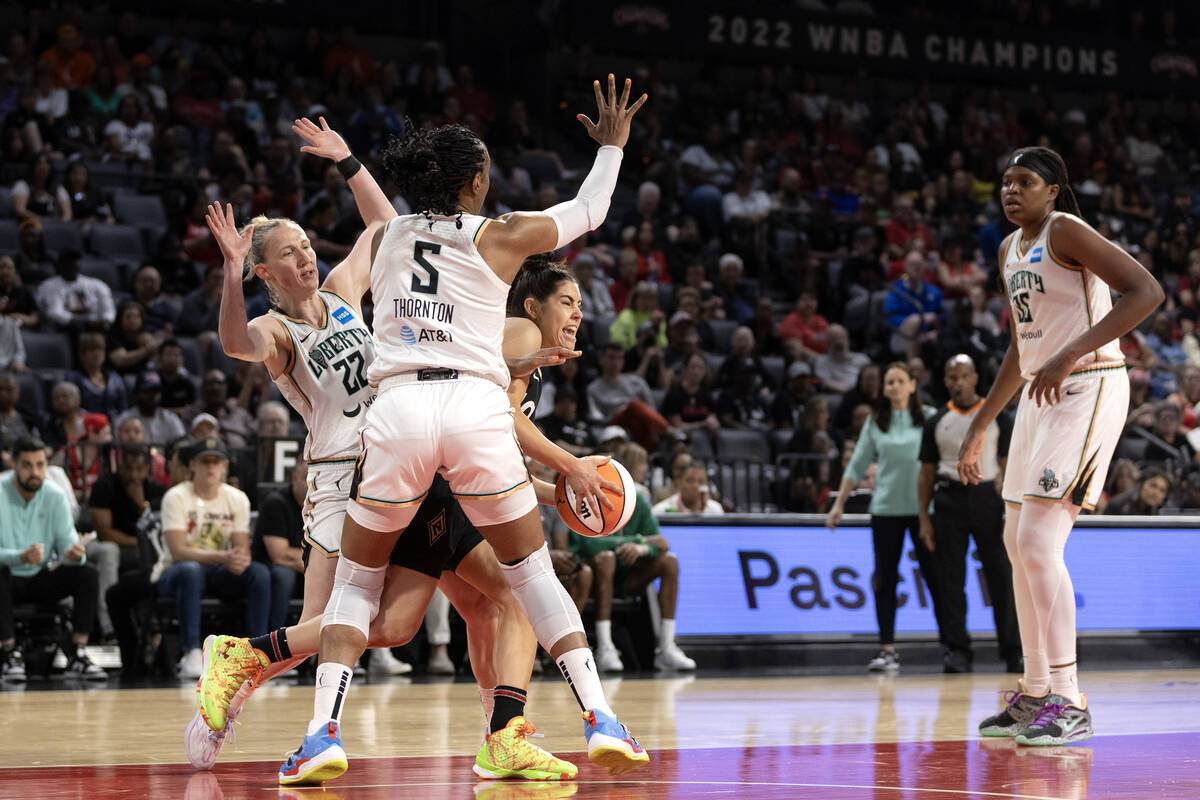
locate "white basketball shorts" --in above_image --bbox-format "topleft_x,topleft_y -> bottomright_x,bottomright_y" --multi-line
302,461 -> 356,556
1002,367 -> 1129,511
347,376 -> 536,532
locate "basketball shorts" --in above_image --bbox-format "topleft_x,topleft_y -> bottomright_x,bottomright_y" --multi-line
388,475 -> 484,578
347,376 -> 536,532
1002,368 -> 1129,511
303,461 -> 357,556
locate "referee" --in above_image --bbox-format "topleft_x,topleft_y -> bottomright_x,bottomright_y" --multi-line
918,354 -> 1021,674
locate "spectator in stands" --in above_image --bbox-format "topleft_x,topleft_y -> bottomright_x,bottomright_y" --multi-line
115,416 -> 169,487
0,437 -> 105,681
716,326 -> 768,388
935,238 -> 988,300
1140,401 -> 1195,469
624,221 -> 671,286
256,401 -> 290,440
252,460 -> 305,632
36,250 -> 116,334
184,370 -> 255,451
570,253 -> 614,318
157,339 -> 196,415
778,291 -> 828,361
108,300 -> 162,376
714,253 -> 758,324
652,462 -> 724,515
72,332 -> 128,420
608,249 -> 640,314
723,171 -> 770,267
62,161 -> 112,225
0,313 -> 24,373
679,122 -> 736,235
936,299 -> 999,380
10,153 -> 70,222
32,60 -> 68,121
1105,468 -> 1171,516
885,250 -> 943,359
131,266 -> 177,335
770,361 -> 815,430
15,219 -> 53,285
885,195 -> 933,260
39,24 -> 95,90
0,256 -> 39,329
652,450 -> 692,504
155,436 -> 268,679
621,181 -> 668,244
814,324 -> 870,394
40,380 -> 84,458
0,374 -> 35,466
715,357 -> 771,430
749,296 -> 787,358
1173,469 -> 1200,513
588,342 -> 657,423
115,372 -> 186,446
1095,458 -> 1139,514
175,264 -> 222,337
671,287 -> 716,352
103,93 -> 154,163
609,282 -> 667,352
661,351 -> 719,438
537,386 -> 596,457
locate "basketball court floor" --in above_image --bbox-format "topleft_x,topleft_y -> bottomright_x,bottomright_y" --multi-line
2,668 -> 1198,798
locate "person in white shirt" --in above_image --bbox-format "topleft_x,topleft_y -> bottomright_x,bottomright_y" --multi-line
652,463 -> 725,515
104,94 -> 154,163
571,252 -> 614,318
35,250 -> 115,332
815,324 -> 872,394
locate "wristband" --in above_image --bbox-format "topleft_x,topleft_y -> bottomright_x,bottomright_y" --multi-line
336,155 -> 362,180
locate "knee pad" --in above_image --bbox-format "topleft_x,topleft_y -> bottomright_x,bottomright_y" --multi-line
500,543 -> 584,650
321,556 -> 387,637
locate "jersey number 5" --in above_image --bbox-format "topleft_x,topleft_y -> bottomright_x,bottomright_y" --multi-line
412,241 -> 441,295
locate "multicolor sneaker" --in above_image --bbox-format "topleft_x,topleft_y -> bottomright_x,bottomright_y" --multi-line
473,781 -> 579,799
979,680 -> 1050,737
278,721 -> 347,785
473,716 -> 578,780
582,709 -> 649,776
185,675 -> 256,770
196,634 -> 268,732
1015,694 -> 1094,746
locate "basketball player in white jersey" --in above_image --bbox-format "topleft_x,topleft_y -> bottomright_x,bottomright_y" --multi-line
288,75 -> 650,782
957,146 -> 1162,745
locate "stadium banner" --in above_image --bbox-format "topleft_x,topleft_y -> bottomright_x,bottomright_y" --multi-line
570,4 -> 1197,90
660,518 -> 1200,636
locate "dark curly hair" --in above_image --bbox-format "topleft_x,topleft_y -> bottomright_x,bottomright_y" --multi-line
1003,146 -> 1082,218
382,121 -> 487,217
506,253 -> 578,318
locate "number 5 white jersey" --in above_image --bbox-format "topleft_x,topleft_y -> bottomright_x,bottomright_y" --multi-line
267,289 -> 376,463
1002,211 -> 1124,382
367,213 -> 510,388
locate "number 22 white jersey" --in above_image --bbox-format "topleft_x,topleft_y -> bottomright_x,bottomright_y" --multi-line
1002,211 -> 1124,382
367,213 -> 510,388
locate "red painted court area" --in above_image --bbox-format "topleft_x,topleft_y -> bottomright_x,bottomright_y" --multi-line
5,734 -> 1198,799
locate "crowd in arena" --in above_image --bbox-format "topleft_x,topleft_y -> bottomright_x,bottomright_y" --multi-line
0,4 -> 1198,677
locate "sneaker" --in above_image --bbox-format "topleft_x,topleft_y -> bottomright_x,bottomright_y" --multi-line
979,680 -> 1051,737
0,649 -> 26,683
1014,694 -> 1094,746
179,648 -> 204,680
64,651 -> 108,680
594,645 -> 623,673
186,676 -> 255,770
942,647 -> 974,674
368,647 -> 413,676
473,782 -> 580,799
196,635 -> 268,732
278,721 -> 348,785
427,648 -> 456,675
654,643 -> 696,671
867,649 -> 900,672
473,716 -> 578,780
582,708 -> 649,776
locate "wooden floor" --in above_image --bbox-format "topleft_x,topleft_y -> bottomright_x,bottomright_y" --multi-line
2,668 -> 1198,798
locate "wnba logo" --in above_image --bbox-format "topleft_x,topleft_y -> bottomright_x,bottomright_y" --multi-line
399,325 -> 416,346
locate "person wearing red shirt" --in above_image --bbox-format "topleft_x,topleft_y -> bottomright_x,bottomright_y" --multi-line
778,292 -> 828,360
885,196 -> 933,260
39,25 -> 95,90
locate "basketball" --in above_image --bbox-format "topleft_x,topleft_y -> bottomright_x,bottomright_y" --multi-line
555,459 -> 638,537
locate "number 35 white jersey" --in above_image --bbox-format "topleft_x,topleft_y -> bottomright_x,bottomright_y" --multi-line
267,290 -> 376,463
368,213 -> 510,388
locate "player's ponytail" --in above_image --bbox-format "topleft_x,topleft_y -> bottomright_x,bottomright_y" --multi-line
382,120 -> 486,217
506,252 -> 577,318
1005,146 -> 1082,218
241,215 -> 295,308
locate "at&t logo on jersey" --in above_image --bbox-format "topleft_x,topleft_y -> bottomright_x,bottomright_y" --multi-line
332,306 -> 355,324
399,325 -> 417,346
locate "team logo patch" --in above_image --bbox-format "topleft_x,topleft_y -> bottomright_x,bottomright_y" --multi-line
428,508 -> 446,545
399,324 -> 417,346
1030,246 -> 1043,263
1038,468 -> 1060,493
332,306 -> 354,324
309,346 -> 328,369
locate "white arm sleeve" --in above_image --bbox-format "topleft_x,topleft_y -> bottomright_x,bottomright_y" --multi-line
544,145 -> 623,249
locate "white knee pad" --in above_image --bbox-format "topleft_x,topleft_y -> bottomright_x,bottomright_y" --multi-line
500,543 -> 584,651
321,556 -> 387,637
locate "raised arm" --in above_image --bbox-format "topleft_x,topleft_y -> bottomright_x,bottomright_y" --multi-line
320,219 -> 386,310
477,75 -> 647,283
293,116 -> 397,227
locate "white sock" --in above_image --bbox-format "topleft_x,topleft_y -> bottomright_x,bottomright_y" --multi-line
595,620 -> 614,651
1050,661 -> 1082,707
660,618 -> 676,648
556,647 -> 614,716
308,662 -> 353,736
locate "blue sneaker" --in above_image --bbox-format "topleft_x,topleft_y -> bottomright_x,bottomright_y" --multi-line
582,709 -> 649,776
278,721 -> 347,785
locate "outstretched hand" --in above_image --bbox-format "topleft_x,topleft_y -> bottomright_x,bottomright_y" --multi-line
293,116 -> 352,163
577,74 -> 647,150
204,202 -> 253,272
507,346 -> 581,379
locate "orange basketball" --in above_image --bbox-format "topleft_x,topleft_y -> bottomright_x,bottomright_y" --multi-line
555,459 -> 638,537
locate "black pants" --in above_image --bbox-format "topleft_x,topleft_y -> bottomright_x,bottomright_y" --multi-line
871,515 -> 946,646
107,569 -> 153,672
931,483 -> 1021,661
0,563 -> 99,642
